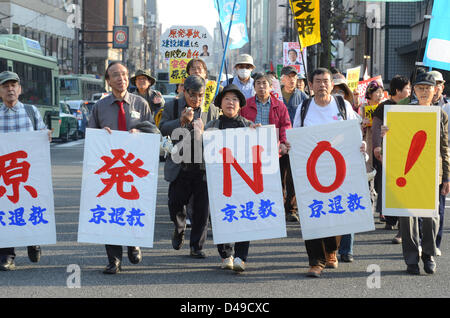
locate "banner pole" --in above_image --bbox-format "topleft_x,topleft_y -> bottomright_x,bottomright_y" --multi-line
215,0 -> 229,81
289,0 -> 311,95
214,0 -> 237,101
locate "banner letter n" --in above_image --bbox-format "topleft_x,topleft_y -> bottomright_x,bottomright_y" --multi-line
220,145 -> 264,197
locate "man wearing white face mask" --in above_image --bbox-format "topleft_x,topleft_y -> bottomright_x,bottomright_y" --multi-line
221,54 -> 256,99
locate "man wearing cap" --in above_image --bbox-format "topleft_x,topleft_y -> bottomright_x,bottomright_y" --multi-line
130,69 -> 165,116
431,71 -> 450,142
280,66 -> 308,222
89,61 -> 159,274
221,54 -> 255,99
430,70 -> 450,256
0,71 -> 51,271
383,72 -> 450,275
296,73 -> 308,96
159,75 -> 220,259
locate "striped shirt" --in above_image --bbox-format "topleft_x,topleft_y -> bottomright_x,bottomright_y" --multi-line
0,101 -> 46,132
255,96 -> 271,125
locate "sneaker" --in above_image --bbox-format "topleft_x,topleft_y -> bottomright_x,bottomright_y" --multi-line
233,257 -> 246,272
0,258 -> 15,271
436,248 -> 442,257
306,265 -> 323,278
221,256 -> 234,270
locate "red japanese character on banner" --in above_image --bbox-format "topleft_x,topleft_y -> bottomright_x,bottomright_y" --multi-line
193,30 -> 200,39
170,59 -> 180,69
168,29 -> 178,38
177,29 -> 186,38
185,29 -> 193,38
0,150 -> 38,204
95,149 -> 150,200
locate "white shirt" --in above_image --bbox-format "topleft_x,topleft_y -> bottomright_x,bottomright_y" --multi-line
292,96 -> 359,128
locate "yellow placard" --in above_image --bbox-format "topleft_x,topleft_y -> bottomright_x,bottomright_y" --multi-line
346,66 -> 361,92
203,80 -> 217,113
169,58 -> 190,84
384,111 -> 438,211
363,105 -> 378,127
290,0 -> 321,48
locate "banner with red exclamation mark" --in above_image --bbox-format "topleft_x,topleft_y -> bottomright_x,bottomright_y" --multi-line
382,105 -> 440,218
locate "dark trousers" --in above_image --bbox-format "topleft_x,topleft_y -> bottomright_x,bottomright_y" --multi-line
304,236 -> 341,268
217,242 -> 250,262
279,154 -> 297,214
417,184 -> 445,248
437,188 -> 446,248
0,247 -> 15,261
0,246 -> 37,261
168,169 -> 209,251
105,245 -> 138,264
373,156 -> 398,225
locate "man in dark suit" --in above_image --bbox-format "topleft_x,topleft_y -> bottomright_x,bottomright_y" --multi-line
159,75 -> 219,258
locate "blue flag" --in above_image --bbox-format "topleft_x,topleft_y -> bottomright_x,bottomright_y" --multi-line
215,0 -> 249,49
423,0 -> 450,71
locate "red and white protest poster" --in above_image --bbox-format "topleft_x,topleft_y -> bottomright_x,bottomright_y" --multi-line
287,120 -> 375,240
77,128 -> 160,248
0,131 -> 56,248
203,126 -> 286,244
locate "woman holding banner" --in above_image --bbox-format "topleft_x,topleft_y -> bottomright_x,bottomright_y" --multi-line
202,85 -> 258,272
361,81 -> 385,223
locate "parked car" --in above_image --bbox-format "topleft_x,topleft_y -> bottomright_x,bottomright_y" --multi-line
65,100 -> 90,138
91,92 -> 110,101
59,102 -> 78,142
85,101 -> 96,114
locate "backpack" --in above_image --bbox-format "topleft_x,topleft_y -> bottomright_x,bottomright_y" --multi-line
299,95 -> 347,127
24,104 -> 38,130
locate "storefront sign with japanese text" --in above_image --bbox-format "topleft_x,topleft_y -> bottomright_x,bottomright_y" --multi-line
78,129 -> 160,247
0,131 -> 56,248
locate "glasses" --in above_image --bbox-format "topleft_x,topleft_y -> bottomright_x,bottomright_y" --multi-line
186,90 -> 205,100
313,79 -> 331,85
415,86 -> 434,92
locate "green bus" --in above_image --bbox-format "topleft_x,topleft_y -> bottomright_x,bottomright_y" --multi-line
0,34 -> 61,138
59,74 -> 104,101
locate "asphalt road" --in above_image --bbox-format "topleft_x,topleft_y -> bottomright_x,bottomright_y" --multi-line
0,139 -> 449,300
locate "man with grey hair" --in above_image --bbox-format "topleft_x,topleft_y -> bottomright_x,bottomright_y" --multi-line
0,71 -> 51,271
159,75 -> 220,258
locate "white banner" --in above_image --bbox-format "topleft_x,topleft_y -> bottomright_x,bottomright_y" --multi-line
78,128 -> 160,247
0,131 -> 56,248
287,120 -> 375,240
203,126 -> 286,244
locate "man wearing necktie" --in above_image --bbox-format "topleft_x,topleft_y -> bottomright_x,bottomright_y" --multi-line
88,61 -> 158,274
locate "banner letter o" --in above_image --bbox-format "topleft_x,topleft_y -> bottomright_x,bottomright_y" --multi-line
306,141 -> 346,193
